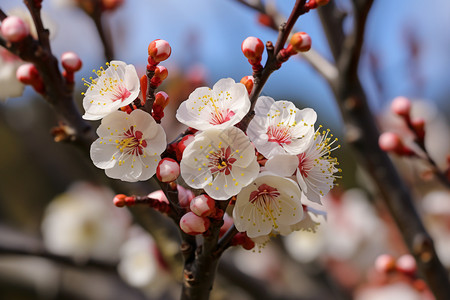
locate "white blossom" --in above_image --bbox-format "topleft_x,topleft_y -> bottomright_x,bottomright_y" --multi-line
41,182 -> 130,261
233,173 -> 304,238
82,60 -> 140,120
176,78 -> 250,130
180,126 -> 259,200
265,128 -> 340,204
90,109 -> 166,182
247,96 -> 317,158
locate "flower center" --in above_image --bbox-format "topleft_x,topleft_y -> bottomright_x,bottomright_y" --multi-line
110,83 -> 131,102
297,153 -> 309,178
209,108 -> 235,125
117,126 -> 147,155
266,124 -> 292,145
207,146 -> 236,175
249,184 -> 281,228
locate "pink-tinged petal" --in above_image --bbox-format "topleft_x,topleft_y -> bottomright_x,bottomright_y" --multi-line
265,154 -> 298,177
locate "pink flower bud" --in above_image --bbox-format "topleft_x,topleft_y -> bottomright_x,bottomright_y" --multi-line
61,52 -> 83,72
176,134 -> 195,161
374,254 -> 396,273
0,16 -> 29,42
180,212 -> 210,235
148,39 -> 171,63
190,194 -> 216,217
156,158 -> 180,182
240,76 -> 254,95
154,65 -> 168,81
154,91 -> 170,109
391,96 -> 411,117
290,32 -> 312,52
396,254 -> 417,276
16,63 -> 39,85
177,185 -> 195,209
378,132 -> 401,152
241,37 -> 264,64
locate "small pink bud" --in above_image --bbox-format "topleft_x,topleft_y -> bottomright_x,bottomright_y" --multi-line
241,37 -> 264,64
396,254 -> 417,276
154,91 -> 170,109
374,254 -> 396,273
379,132 -> 402,152
148,39 -> 171,63
190,194 -> 216,217
391,96 -> 411,117
0,16 -> 29,42
150,65 -> 168,87
61,52 -> 83,72
290,32 -> 312,52
176,134 -> 195,161
156,158 -> 180,182
240,76 -> 254,95
177,185 -> 195,209
180,212 -> 210,235
16,63 -> 39,85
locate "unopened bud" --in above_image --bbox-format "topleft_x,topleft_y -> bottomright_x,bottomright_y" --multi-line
113,194 -> 127,207
391,96 -> 411,117
154,91 -> 170,109
257,13 -> 274,28
374,254 -> 396,273
156,158 -> 180,182
190,194 -> 216,217
180,212 -> 210,235
241,37 -> 264,64
16,63 -> 39,85
151,65 -> 168,86
396,254 -> 417,276
317,0 -> 330,6
61,52 -> 82,72
240,76 -> 254,95
0,16 -> 29,42
176,134 -> 195,161
290,32 -> 312,52
177,185 -> 195,209
148,39 -> 171,63
379,132 -> 414,156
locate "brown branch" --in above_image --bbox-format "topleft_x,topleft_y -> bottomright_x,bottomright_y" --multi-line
215,225 -> 239,255
0,8 -> 7,20
181,200 -> 229,300
238,0 -> 309,132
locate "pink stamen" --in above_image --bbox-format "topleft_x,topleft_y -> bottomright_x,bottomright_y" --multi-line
267,125 -> 292,145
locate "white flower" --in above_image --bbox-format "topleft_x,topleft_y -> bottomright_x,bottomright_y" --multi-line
233,173 -> 304,238
82,60 -> 140,120
247,96 -> 317,158
41,182 -> 130,261
265,128 -> 340,204
176,78 -> 250,130
180,126 -> 259,200
90,109 -> 166,182
118,227 -> 173,297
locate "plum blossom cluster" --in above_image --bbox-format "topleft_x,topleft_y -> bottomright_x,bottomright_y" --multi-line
83,38 -> 340,247
174,78 -> 340,240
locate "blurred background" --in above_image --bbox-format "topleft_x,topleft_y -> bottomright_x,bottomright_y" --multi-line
0,0 -> 449,299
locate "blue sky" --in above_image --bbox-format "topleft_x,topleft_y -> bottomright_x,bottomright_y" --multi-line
2,0 -> 450,131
